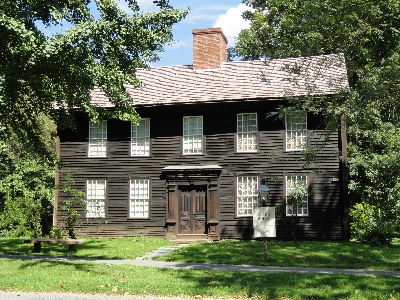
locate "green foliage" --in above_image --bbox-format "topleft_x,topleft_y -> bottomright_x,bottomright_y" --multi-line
57,174 -> 87,239
276,184 -> 308,243
350,203 -> 398,245
236,0 -> 400,244
0,1 -> 187,238
0,122 -> 55,237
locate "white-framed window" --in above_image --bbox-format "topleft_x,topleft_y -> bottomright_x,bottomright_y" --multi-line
236,176 -> 258,217
88,121 -> 107,157
285,174 -> 308,216
131,118 -> 150,156
86,179 -> 106,218
237,113 -> 258,152
285,112 -> 307,151
129,179 -> 150,218
183,116 -> 203,154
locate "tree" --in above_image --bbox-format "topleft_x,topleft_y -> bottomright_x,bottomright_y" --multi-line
0,0 -> 188,237
235,0 -> 400,244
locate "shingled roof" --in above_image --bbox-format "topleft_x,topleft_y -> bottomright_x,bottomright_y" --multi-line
90,53 -> 349,108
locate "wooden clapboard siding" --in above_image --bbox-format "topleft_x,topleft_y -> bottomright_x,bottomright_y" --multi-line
57,99 -> 344,240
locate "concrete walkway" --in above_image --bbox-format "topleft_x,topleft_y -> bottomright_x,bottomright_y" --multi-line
1,245 -> 399,278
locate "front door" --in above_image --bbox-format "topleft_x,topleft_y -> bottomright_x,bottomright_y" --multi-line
179,185 -> 207,234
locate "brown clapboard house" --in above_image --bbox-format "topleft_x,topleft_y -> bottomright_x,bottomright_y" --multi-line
55,28 -> 350,241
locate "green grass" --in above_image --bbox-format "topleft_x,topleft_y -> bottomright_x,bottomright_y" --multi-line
0,237 -> 177,259
155,240 -> 400,271
1,259 -> 400,299
1,238 -> 400,299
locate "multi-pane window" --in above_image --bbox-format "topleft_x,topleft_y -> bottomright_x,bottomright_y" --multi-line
237,113 -> 258,152
183,116 -> 203,154
86,179 -> 106,218
88,121 -> 107,157
237,176 -> 258,217
131,118 -> 150,156
129,179 -> 150,218
286,174 -> 308,216
285,112 -> 307,151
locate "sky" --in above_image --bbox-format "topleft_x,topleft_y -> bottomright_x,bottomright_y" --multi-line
143,0 -> 252,67
36,0 -> 251,67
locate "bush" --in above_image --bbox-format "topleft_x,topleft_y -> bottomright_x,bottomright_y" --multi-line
350,203 -> 398,245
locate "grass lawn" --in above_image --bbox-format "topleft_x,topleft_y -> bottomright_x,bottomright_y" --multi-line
155,240 -> 400,271
0,237 -> 400,299
0,236 -> 176,259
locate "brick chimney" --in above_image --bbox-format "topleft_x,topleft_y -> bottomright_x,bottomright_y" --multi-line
192,28 -> 228,70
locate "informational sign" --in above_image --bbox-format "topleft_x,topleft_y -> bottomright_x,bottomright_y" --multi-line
253,207 -> 276,238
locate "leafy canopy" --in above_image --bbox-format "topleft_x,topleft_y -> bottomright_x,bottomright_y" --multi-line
0,0 -> 188,237
236,0 -> 400,243
0,0 -> 188,151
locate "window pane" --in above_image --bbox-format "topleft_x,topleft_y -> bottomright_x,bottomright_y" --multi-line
286,174 -> 308,216
285,112 -> 307,150
237,113 -> 258,152
130,179 -> 150,218
183,116 -> 203,154
89,121 -> 107,157
86,180 -> 106,218
237,176 -> 258,217
131,119 -> 150,156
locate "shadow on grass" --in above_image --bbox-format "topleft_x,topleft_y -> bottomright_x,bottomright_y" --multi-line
0,237 -> 175,260
9,258 -> 398,299
0,238 -> 111,258
158,240 -> 400,271
158,267 -> 400,299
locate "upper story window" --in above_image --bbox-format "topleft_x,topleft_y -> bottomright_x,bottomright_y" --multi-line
131,118 -> 150,156
237,113 -> 258,152
183,116 -> 203,155
129,179 -> 150,218
285,174 -> 308,216
88,121 -> 107,157
86,179 -> 106,218
236,176 -> 258,217
285,112 -> 307,151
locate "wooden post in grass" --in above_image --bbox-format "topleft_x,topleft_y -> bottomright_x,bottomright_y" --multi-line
263,238 -> 267,261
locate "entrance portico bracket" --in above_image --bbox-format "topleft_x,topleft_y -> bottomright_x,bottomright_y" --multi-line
160,165 -> 222,241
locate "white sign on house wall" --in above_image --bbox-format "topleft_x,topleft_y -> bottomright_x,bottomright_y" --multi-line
253,207 -> 276,238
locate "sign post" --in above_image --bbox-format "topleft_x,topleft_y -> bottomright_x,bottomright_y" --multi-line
253,206 -> 276,261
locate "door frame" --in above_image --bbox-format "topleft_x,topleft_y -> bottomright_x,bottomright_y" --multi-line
160,165 -> 222,241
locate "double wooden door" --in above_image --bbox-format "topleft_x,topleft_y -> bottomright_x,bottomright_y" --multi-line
179,185 -> 207,234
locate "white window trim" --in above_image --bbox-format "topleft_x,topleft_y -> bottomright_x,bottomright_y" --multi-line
129,179 -> 150,218
86,179 -> 106,218
236,176 -> 259,217
131,118 -> 150,156
183,116 -> 203,155
285,112 -> 307,151
88,121 -> 107,157
237,113 -> 258,153
285,174 -> 308,216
